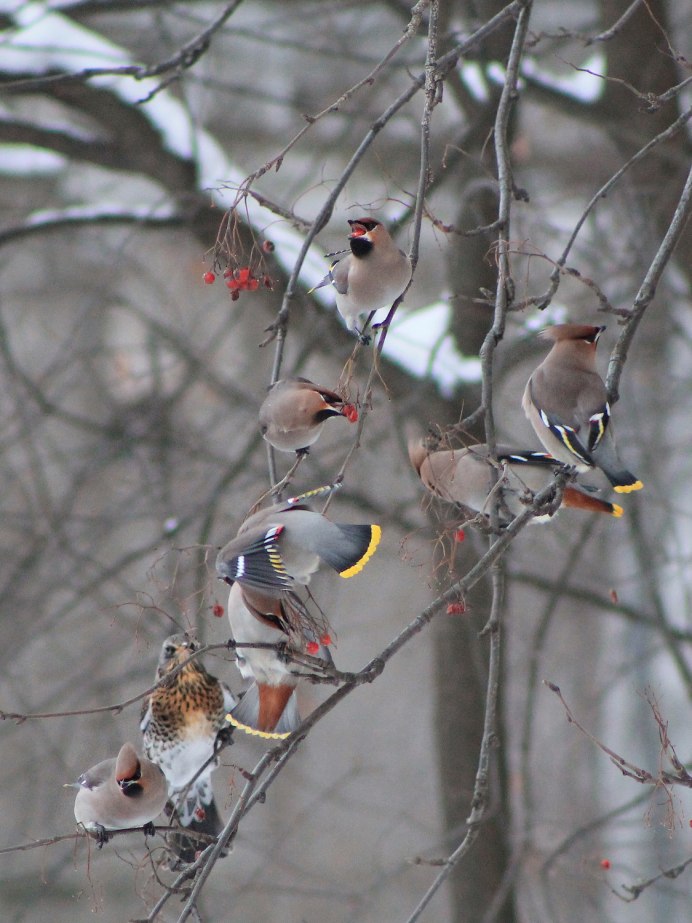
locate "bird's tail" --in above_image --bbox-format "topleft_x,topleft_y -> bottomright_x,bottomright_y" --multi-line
318,523 -> 382,577
561,486 -> 623,517
226,682 -> 301,740
591,438 -> 643,493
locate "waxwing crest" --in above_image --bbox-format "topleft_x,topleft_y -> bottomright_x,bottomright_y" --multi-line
539,323 -> 605,343
115,743 -> 142,787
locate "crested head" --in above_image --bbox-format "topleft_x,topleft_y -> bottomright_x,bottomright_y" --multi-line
347,217 -> 390,257
540,324 -> 605,345
407,438 -> 429,475
115,743 -> 141,784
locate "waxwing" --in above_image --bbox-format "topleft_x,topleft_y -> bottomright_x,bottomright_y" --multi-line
69,742 -> 168,844
409,440 -> 623,523
310,217 -> 412,339
259,377 -> 357,454
141,634 -> 235,863
216,493 -> 381,596
225,583 -> 331,739
522,324 -> 643,493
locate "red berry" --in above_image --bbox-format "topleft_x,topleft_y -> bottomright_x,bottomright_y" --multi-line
248,278 -> 259,291
343,404 -> 358,423
237,267 -> 252,283
223,268 -> 233,278
203,271 -> 215,284
454,528 -> 466,543
306,641 -> 319,655
194,806 -> 206,822
230,290 -> 240,301
212,603 -> 224,618
600,859 -> 611,870
320,633 -> 332,647
262,240 -> 275,253
446,602 -> 466,615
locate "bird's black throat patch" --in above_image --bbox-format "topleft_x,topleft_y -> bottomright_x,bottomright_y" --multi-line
349,237 -> 373,259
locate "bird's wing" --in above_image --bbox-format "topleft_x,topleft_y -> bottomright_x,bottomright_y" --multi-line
217,525 -> 293,593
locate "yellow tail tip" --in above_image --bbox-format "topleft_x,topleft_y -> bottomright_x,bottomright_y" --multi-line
339,524 -> 382,578
614,480 -> 643,494
225,713 -> 291,740
611,504 -> 624,518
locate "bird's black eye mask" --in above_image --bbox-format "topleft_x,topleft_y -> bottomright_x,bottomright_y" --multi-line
118,763 -> 143,797
582,326 -> 605,344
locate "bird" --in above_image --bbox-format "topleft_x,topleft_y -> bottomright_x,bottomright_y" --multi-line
309,217 -> 412,339
69,742 -> 167,846
522,324 -> 643,493
216,492 -> 381,597
225,582 -> 332,739
259,377 -> 358,454
140,634 -> 236,863
409,439 -> 623,523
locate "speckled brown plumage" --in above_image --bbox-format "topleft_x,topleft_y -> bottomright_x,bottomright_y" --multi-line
144,652 -> 229,741
140,634 -> 235,861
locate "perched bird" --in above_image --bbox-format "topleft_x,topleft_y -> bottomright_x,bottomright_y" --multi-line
310,217 -> 412,339
216,493 -> 381,597
225,582 -> 331,739
522,324 -> 643,493
259,377 -> 357,454
69,742 -> 167,845
141,634 -> 236,863
409,440 -> 623,523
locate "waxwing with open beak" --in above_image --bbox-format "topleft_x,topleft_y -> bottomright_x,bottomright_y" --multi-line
309,217 -> 412,340
259,377 -> 357,454
522,324 -> 643,493
69,743 -> 168,845
409,439 -> 623,523
225,583 -> 331,740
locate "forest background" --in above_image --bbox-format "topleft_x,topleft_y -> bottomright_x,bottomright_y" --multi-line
1,2 -> 691,922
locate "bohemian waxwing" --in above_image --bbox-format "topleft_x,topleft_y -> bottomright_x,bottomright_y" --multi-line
310,217 -> 412,339
225,583 -> 331,739
216,493 -> 381,596
140,634 -> 235,863
259,377 -> 357,454
70,742 -> 168,844
522,324 -> 643,493
409,440 -> 623,523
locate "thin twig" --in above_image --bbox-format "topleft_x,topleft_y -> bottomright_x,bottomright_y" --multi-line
606,161 -> 692,403
533,105 -> 692,313
1,1 -> 245,95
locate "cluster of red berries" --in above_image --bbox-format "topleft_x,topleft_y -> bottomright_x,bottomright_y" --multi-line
203,267 -> 273,301
446,602 -> 466,615
306,633 -> 332,655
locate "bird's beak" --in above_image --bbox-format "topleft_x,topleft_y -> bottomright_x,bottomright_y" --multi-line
347,222 -> 367,238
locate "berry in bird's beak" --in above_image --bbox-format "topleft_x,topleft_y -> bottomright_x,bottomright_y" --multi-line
343,403 -> 358,423
347,223 -> 368,238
